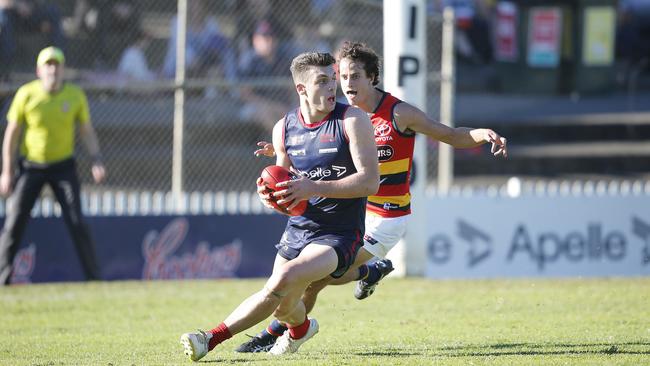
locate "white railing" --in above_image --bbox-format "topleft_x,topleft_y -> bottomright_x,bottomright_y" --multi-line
426,178 -> 650,198
0,190 -> 271,218
0,179 -> 648,218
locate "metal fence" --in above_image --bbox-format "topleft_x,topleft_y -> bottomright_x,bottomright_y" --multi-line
0,0 -> 444,194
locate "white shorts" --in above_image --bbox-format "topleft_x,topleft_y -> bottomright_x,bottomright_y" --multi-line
362,214 -> 408,258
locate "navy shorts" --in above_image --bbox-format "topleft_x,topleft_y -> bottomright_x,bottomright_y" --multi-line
276,230 -> 363,278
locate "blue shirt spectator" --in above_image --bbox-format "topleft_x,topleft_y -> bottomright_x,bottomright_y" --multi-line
162,0 -> 235,80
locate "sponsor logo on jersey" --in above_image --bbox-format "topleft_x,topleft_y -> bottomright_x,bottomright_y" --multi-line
61,101 -> 70,113
299,165 -> 348,180
374,123 -> 391,137
288,149 -> 306,156
377,145 -> 394,162
375,135 -> 394,142
320,133 -> 335,143
383,202 -> 400,210
309,131 -> 318,139
364,234 -> 378,245
332,165 -> 347,177
288,134 -> 305,145
319,147 -> 338,154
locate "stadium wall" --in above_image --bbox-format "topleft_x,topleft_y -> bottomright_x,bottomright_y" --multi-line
5,183 -> 649,284
6,214 -> 286,284
396,190 -> 650,279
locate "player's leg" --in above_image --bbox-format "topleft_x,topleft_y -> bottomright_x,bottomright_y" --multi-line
181,254 -> 290,360
233,250 -> 301,354
328,247 -> 375,285
182,245 -> 338,359
235,275 -> 331,353
0,165 -> 45,285
267,243 -> 340,355
236,235 -> 363,354
48,159 -> 101,280
299,247 -> 374,313
350,215 -> 407,299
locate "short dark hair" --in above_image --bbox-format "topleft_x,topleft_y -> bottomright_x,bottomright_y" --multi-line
290,52 -> 336,83
337,41 -> 380,86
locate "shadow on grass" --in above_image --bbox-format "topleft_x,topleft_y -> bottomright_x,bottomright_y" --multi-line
437,341 -> 650,357
196,342 -> 650,361
199,357 -> 266,364
354,350 -> 423,357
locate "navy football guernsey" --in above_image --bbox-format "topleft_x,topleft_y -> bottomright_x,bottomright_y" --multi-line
279,102 -> 366,250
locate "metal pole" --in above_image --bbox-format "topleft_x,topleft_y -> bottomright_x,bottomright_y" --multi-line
383,0 -> 427,276
172,0 -> 187,209
438,7 -> 456,193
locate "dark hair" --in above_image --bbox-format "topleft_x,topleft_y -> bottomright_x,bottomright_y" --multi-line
290,52 -> 336,82
337,41 -> 380,86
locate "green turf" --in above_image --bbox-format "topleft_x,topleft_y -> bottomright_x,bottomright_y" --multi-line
1,277 -> 649,365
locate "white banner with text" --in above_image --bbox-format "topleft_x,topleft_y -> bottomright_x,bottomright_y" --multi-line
418,195 -> 650,278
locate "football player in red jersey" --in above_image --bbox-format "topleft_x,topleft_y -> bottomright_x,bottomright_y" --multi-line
238,41 -> 507,353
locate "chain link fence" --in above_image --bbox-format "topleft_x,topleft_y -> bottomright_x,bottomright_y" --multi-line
0,0 -> 444,194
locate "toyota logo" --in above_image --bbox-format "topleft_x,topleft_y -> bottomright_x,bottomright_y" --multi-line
374,123 -> 391,137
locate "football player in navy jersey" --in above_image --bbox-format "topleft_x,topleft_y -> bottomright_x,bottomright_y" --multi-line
239,41 -> 507,353
180,52 -> 378,361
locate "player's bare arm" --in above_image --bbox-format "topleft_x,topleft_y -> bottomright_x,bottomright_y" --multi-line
394,102 -> 508,157
271,118 -> 290,168
256,119 -> 287,210
0,120 -> 22,196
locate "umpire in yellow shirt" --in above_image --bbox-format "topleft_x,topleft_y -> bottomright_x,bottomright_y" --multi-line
0,46 -> 106,285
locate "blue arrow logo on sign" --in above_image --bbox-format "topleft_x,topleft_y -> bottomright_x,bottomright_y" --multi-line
457,220 -> 492,267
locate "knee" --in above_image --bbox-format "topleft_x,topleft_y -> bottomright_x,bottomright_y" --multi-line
266,266 -> 301,295
305,278 -> 329,295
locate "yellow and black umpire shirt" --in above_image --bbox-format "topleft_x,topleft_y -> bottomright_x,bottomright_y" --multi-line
7,80 -> 90,164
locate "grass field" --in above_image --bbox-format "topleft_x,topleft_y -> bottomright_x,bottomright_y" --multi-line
1,277 -> 649,365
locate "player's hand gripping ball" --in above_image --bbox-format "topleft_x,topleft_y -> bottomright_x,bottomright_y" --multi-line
259,165 -> 308,216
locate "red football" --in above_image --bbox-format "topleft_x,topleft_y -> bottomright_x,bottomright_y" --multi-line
260,165 -> 308,216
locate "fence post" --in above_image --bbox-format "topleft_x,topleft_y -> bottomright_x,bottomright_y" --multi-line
438,7 -> 456,193
172,0 -> 188,210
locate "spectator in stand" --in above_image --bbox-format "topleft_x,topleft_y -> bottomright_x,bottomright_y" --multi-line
232,0 -> 266,51
161,0 -> 235,80
292,22 -> 331,54
237,19 -> 298,130
65,0 -> 141,69
616,0 -> 650,83
230,0 -> 286,70
116,30 -> 155,82
0,0 -> 64,80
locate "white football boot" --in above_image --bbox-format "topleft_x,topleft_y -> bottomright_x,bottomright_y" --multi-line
268,318 -> 319,355
180,330 -> 210,361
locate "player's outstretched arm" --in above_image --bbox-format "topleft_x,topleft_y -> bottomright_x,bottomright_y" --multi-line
395,102 -> 508,157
